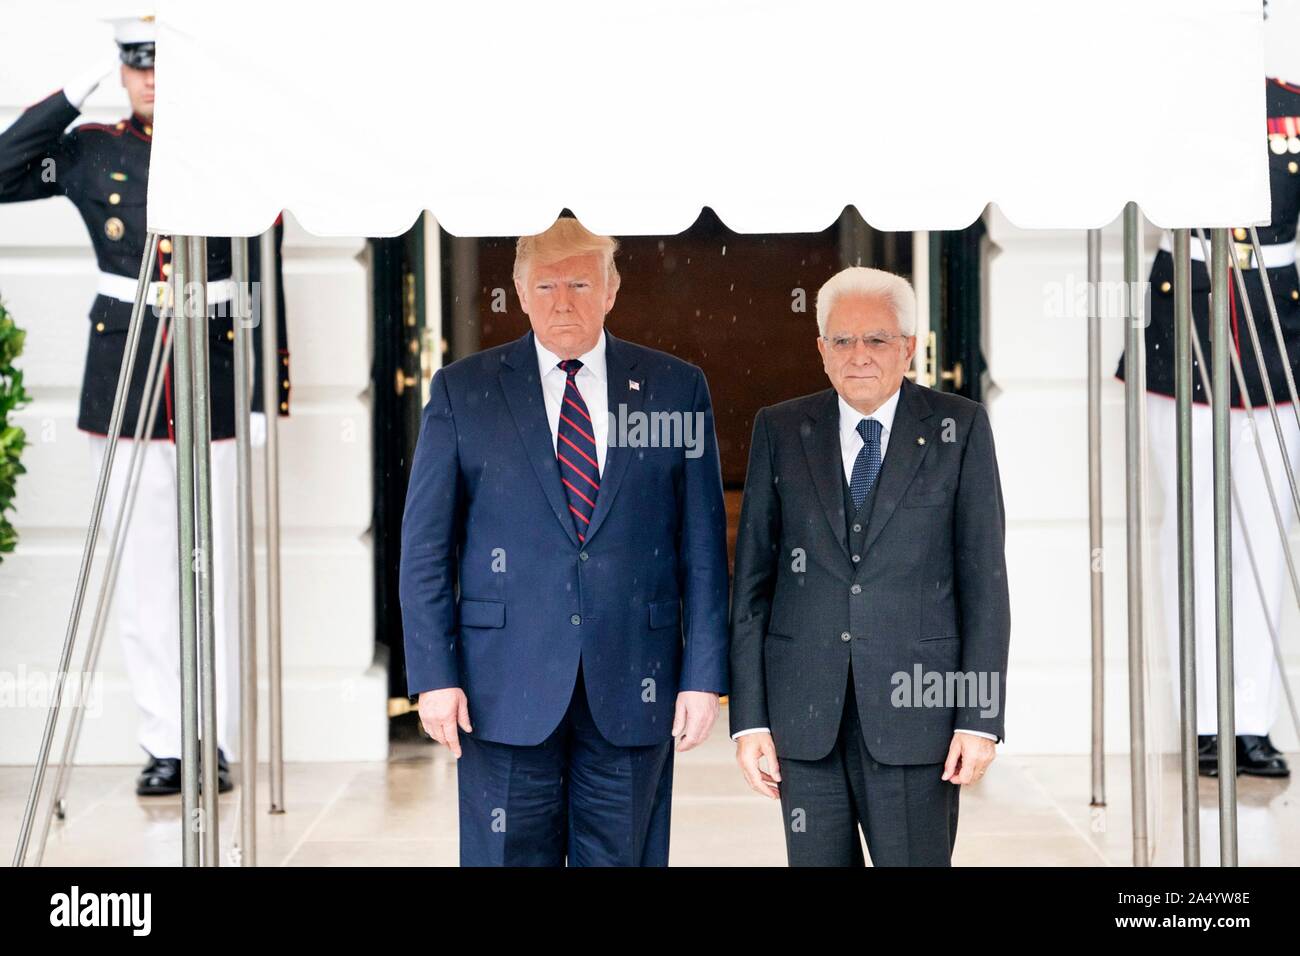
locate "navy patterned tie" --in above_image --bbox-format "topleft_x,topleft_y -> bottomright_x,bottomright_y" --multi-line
555,359 -> 601,543
849,418 -> 882,511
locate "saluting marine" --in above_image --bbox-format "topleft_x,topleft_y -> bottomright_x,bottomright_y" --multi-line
0,15 -> 291,794
1116,76 -> 1300,778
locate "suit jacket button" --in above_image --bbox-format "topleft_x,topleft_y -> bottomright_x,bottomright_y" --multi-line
840,631 -> 852,642
851,554 -> 861,563
851,584 -> 861,594
570,614 -> 582,626
579,551 -> 589,561
852,523 -> 862,533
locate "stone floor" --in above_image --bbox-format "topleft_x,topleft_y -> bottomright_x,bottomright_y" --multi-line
2,732 -> 1295,866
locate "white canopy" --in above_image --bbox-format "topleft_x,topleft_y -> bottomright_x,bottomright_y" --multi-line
147,0 -> 1272,238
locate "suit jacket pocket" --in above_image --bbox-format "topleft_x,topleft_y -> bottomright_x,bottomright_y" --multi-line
458,598 -> 505,629
649,598 -> 680,630
917,635 -> 959,644
902,487 -> 951,508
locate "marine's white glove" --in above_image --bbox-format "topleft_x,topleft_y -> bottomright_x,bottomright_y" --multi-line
63,57 -> 121,110
250,411 -> 267,449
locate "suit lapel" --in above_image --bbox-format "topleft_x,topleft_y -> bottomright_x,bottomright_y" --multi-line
800,389 -> 851,564
583,331 -> 642,545
499,330 -> 580,547
861,378 -> 936,554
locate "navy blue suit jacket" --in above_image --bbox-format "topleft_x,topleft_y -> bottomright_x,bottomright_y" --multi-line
399,329 -> 730,747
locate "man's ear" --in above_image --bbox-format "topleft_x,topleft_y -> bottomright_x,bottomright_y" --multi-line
904,334 -> 917,364
513,274 -> 528,314
603,272 -> 621,314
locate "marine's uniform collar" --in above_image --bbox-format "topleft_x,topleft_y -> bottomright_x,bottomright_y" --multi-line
126,112 -> 153,140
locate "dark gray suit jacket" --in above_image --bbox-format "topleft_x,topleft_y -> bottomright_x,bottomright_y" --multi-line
728,378 -> 1010,764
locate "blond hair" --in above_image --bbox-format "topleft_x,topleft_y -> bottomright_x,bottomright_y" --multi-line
514,217 -> 620,286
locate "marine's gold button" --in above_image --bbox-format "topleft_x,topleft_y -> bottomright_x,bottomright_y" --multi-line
144,125 -> 152,136
161,262 -> 172,277
1233,227 -> 1248,241
226,330 -> 235,342
1290,161 -> 1299,175
1160,281 -> 1172,294
279,401 -> 288,412
95,322 -> 105,332
108,193 -> 121,205
159,238 -> 172,254
282,380 -> 290,389
1292,289 -> 1299,301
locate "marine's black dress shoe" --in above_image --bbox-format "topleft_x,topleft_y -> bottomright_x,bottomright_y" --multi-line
136,749 -> 235,796
136,756 -> 182,796
1197,735 -> 1218,778
197,747 -> 235,794
1236,734 -> 1290,777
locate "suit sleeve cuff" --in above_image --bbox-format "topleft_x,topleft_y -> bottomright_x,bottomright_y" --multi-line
955,728 -> 999,741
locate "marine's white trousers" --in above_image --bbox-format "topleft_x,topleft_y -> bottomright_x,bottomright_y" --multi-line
88,435 -> 241,761
1146,394 -> 1299,736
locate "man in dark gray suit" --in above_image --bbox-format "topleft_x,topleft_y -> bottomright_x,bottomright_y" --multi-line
729,266 -> 1010,866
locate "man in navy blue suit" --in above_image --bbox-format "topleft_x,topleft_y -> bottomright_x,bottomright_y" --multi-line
399,217 -> 730,866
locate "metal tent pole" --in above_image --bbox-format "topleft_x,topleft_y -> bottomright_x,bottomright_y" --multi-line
232,237 -> 259,865
1086,229 -> 1106,814
1208,228 -> 1238,865
171,236 -> 202,866
1186,303 -> 1300,745
1172,228 -> 1199,866
10,233 -> 159,867
1226,241 -> 1300,520
1122,203 -> 1149,867
35,298 -> 173,866
186,236 -> 220,867
1193,231 -> 1300,745
259,229 -> 286,814
1248,226 -> 1300,433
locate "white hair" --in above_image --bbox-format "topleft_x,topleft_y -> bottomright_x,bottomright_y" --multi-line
814,266 -> 917,337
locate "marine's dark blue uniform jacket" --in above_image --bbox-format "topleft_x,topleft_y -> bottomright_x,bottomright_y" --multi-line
0,89 -> 290,439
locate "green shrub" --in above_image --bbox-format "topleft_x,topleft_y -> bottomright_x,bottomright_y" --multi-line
0,298 -> 31,561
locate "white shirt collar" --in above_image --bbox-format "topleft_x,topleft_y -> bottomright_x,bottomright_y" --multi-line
837,385 -> 901,443
534,329 -> 607,382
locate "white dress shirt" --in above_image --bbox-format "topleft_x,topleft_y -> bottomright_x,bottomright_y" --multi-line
534,330 -> 609,476
733,386 -> 998,744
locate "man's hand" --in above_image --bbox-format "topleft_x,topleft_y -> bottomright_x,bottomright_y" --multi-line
672,691 -> 719,752
735,732 -> 781,799
941,732 -> 996,785
64,58 -> 121,110
417,687 -> 471,758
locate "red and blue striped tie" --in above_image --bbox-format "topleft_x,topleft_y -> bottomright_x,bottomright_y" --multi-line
556,359 -> 600,543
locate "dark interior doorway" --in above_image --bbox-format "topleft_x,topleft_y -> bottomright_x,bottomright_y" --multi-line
371,209 -> 987,709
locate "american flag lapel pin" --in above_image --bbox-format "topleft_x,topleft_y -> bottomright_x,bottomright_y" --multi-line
629,379 -> 640,391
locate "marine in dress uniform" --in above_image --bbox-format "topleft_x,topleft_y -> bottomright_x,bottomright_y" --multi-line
1115,76 -> 1300,778
0,15 -> 292,793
